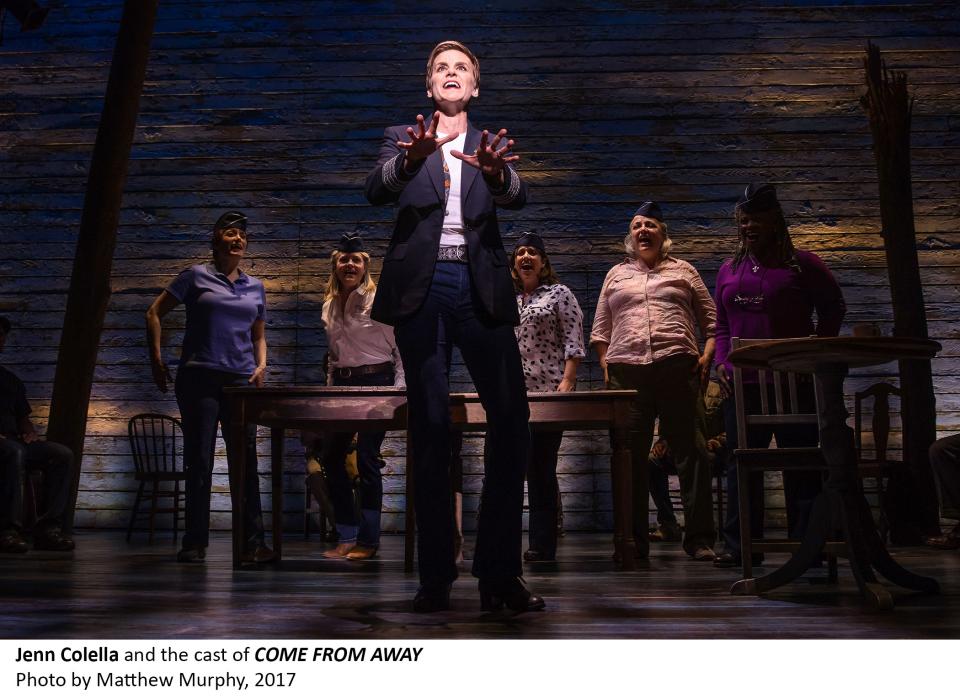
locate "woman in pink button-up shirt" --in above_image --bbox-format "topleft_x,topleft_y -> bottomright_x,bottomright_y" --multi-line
591,202 -> 717,562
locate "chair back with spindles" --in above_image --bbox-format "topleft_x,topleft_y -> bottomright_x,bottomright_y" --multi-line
731,336 -> 822,444
128,413 -> 184,480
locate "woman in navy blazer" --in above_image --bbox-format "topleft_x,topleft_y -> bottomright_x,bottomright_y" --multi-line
365,40 -> 543,614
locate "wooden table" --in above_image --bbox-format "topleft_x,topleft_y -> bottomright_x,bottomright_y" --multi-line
223,386 -> 639,572
728,336 -> 941,609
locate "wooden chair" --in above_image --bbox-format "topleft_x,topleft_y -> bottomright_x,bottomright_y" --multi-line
731,337 -> 837,580
126,413 -> 186,544
854,382 -> 902,542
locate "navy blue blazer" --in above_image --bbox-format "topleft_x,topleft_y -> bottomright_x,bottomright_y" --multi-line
365,122 -> 528,327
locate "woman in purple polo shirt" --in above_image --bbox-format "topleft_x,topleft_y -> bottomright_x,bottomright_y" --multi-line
712,183 -> 846,568
145,211 -> 272,565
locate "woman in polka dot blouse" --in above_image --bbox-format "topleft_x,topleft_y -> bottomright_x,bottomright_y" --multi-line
511,233 -> 585,561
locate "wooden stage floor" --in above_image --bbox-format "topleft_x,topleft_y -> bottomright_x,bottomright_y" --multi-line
2,531 -> 959,639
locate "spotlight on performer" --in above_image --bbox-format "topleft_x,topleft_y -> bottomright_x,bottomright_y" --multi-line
1,0 -> 50,32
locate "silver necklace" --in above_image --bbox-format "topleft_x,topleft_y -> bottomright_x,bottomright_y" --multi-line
734,257 -> 767,307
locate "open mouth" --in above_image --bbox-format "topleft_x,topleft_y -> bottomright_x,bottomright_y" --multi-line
637,235 -> 653,246
443,80 -> 461,89
520,260 -> 535,271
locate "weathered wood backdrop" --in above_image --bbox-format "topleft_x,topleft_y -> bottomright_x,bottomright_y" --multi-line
1,0 -> 958,535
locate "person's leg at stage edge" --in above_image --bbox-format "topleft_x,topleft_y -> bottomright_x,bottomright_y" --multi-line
655,355 -> 716,560
175,367 -> 220,563
455,270 -> 540,613
319,430 -> 359,557
395,264 -> 458,612
607,363 -> 656,559
715,385 -> 769,568
647,447 -> 681,542
219,372 -> 271,564
775,382 -> 821,543
526,430 -> 564,561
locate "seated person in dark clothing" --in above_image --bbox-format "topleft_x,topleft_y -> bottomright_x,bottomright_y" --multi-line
926,433 -> 960,549
648,380 -> 726,543
0,316 -> 75,553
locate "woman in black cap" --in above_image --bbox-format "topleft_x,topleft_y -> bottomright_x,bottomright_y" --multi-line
511,233 -> 585,561
712,183 -> 845,568
590,202 -> 718,562
145,211 -> 272,564
319,234 -> 404,560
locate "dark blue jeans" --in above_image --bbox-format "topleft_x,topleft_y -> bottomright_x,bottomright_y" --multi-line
0,438 -> 73,534
395,261 -> 530,587
175,366 -> 264,550
321,367 -> 393,546
720,381 -> 822,555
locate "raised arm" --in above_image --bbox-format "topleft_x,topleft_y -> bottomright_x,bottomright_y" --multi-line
689,266 -> 717,391
802,252 -> 846,337
555,285 -> 585,392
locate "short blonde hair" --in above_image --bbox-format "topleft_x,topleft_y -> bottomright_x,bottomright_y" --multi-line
624,216 -> 672,260
426,40 -> 480,90
324,250 -> 375,302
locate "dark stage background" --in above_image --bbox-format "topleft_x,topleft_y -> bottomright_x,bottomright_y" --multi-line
1,0 -> 958,534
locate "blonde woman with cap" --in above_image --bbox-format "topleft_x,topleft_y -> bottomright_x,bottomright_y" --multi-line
591,201 -> 718,562
319,234 -> 404,561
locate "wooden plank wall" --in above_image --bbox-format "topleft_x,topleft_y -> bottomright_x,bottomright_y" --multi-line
1,0 -> 958,535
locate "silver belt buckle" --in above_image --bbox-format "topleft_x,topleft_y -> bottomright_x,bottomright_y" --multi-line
439,244 -> 466,261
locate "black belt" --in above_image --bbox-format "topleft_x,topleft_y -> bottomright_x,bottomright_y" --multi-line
331,361 -> 393,379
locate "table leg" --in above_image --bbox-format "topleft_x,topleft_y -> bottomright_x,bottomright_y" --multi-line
732,490 -> 832,595
732,363 -> 938,609
271,427 -> 284,563
610,419 -> 636,571
228,397 -> 245,570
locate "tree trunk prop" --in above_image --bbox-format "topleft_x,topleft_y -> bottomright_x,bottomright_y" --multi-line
860,42 -> 941,541
46,0 -> 159,534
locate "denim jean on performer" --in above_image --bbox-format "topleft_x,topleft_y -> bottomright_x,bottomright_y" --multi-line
321,367 -> 394,546
175,365 -> 265,550
394,261 -> 530,588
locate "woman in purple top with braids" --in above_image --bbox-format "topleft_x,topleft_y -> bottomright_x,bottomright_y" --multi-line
712,183 -> 846,568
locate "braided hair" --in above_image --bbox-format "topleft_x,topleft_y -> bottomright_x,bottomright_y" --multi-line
731,204 -> 800,273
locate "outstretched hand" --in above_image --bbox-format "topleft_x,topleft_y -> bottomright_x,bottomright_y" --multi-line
397,111 -> 458,164
451,128 -> 519,181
